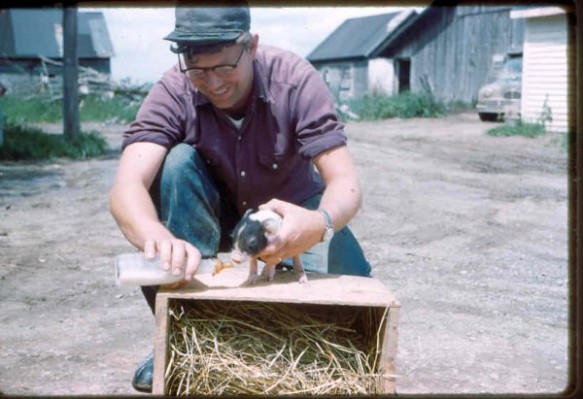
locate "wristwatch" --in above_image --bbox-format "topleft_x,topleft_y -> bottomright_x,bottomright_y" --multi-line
318,209 -> 334,242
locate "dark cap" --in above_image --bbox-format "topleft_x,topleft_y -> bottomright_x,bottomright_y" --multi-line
164,3 -> 250,45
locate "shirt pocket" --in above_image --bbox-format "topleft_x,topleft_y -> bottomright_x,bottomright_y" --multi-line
201,148 -> 222,167
258,152 -> 283,173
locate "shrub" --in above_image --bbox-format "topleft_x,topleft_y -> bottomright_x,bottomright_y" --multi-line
0,94 -> 140,125
0,123 -> 108,161
347,91 -> 447,121
487,120 -> 547,138
78,94 -> 140,123
1,96 -> 62,124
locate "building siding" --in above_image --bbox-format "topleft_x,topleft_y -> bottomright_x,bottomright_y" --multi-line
520,13 -> 572,132
352,60 -> 368,99
315,58 -> 396,101
0,9 -> 113,95
310,6 -> 526,104
317,62 -> 355,101
384,6 -> 524,104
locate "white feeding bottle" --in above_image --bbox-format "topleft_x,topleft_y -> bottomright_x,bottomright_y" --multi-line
114,252 -> 183,287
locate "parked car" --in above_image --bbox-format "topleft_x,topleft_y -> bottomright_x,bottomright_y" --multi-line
476,54 -> 522,122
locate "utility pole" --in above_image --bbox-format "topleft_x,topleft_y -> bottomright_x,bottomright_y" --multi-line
63,5 -> 79,139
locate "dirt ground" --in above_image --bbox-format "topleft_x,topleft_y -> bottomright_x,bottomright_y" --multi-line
0,112 -> 570,395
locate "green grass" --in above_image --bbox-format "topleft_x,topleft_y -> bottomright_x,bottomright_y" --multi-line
0,94 -> 140,125
446,99 -> 474,113
77,94 -> 141,123
0,93 -> 138,160
0,123 -> 108,161
1,96 -> 63,123
549,132 -> 570,153
487,120 -> 547,138
345,91 -> 447,121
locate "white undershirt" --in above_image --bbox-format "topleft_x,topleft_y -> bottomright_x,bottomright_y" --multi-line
227,115 -> 244,129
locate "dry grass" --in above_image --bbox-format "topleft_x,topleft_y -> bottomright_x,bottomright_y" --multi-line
164,300 -> 389,395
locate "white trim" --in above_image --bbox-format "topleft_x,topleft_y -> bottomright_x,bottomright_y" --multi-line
511,6 -> 566,19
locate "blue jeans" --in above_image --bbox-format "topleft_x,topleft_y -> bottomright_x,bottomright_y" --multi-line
142,144 -> 371,312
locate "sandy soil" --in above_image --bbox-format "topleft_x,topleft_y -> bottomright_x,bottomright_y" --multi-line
0,112 -> 570,395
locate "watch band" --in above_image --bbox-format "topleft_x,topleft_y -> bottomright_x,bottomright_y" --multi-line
318,209 -> 334,242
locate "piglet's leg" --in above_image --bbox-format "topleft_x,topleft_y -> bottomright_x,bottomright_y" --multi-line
292,256 -> 308,284
245,257 -> 260,285
259,263 -> 277,282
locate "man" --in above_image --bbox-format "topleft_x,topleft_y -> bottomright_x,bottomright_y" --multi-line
109,2 -> 371,392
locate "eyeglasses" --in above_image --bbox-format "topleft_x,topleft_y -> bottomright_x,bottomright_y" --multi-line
179,46 -> 247,79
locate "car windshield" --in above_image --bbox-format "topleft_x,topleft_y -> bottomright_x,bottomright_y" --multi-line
485,56 -> 522,84
499,57 -> 522,83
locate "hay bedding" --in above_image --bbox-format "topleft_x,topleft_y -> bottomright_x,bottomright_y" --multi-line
165,300 -> 387,395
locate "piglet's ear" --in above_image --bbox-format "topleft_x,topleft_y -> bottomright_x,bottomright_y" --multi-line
261,217 -> 281,235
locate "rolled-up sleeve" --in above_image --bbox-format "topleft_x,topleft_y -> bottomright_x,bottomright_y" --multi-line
122,68 -> 190,150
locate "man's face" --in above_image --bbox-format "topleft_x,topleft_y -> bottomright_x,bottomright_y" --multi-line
183,35 -> 258,116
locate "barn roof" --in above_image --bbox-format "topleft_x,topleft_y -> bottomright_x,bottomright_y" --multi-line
306,9 -> 418,63
0,8 -> 114,59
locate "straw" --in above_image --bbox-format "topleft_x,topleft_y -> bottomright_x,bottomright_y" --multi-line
164,300 -> 388,395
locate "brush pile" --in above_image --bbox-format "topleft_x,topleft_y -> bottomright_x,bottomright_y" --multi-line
165,300 -> 388,395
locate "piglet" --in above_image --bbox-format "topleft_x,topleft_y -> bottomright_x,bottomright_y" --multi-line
231,209 -> 308,285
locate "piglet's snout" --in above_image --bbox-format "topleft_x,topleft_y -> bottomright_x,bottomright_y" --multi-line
242,236 -> 261,255
231,250 -> 247,264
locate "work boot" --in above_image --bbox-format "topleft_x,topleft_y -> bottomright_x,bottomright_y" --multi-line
131,353 -> 153,393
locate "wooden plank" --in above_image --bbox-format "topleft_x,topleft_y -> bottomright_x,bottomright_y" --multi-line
377,306 -> 400,394
157,268 -> 399,308
154,268 -> 400,394
152,295 -> 170,395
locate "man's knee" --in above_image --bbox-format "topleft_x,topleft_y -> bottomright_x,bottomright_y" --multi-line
161,144 -> 204,181
328,228 -> 372,277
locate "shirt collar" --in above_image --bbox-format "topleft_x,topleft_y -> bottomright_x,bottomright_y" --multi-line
252,59 -> 275,105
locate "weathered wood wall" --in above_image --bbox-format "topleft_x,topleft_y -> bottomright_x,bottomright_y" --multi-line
314,58 -> 394,101
384,5 -> 524,104
0,58 -> 111,96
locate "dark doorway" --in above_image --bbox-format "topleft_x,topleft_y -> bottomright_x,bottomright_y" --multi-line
395,58 -> 411,93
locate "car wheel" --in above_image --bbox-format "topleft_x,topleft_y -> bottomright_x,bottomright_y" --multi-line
478,113 -> 499,122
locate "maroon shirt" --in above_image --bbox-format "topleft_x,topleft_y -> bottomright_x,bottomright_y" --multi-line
122,45 -> 347,215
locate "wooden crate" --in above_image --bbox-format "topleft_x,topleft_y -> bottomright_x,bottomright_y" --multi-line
153,266 -> 400,395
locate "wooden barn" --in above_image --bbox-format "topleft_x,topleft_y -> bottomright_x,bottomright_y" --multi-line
306,9 -> 418,101
510,5 -> 576,133
308,3 -> 525,105
0,8 -> 114,95
376,4 -> 525,104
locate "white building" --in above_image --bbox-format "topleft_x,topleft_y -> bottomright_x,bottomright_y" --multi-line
510,6 -> 576,133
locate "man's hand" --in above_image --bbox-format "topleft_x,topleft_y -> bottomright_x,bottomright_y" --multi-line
110,142 -> 203,284
144,237 -> 201,282
257,199 -> 325,265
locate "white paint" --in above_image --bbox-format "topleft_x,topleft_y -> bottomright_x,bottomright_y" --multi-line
368,58 -> 395,96
516,11 -> 573,132
510,6 -> 566,19
386,9 -> 415,33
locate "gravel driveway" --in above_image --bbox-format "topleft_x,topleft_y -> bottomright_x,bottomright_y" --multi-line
0,112 -> 570,395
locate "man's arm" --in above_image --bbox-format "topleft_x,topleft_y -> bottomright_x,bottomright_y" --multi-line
109,142 -> 201,280
258,145 -> 362,263
312,145 -> 362,229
